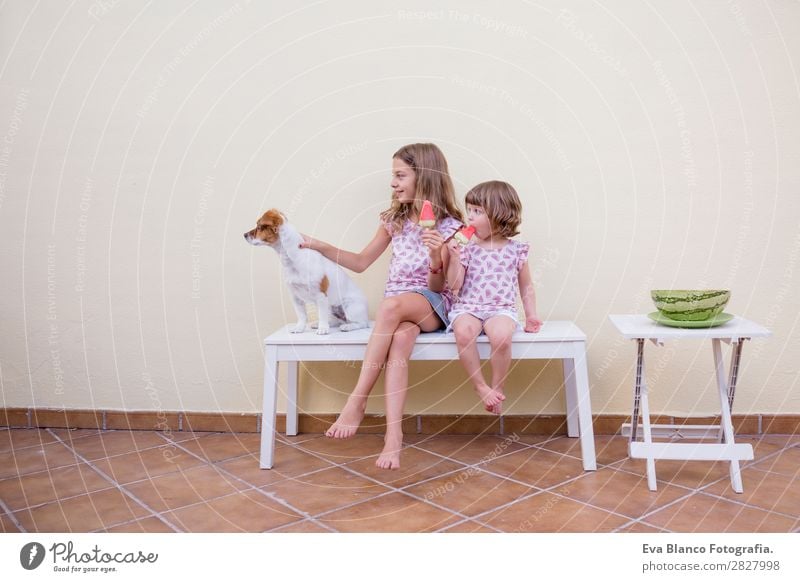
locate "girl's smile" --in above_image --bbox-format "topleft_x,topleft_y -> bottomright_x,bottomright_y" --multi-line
390,158 -> 416,204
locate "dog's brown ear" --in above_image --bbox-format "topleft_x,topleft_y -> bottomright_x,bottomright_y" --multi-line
262,209 -> 284,228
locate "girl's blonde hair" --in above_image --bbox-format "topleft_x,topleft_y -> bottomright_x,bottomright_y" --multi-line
380,143 -> 464,232
465,180 -> 522,238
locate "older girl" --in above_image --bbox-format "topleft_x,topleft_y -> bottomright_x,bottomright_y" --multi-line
301,143 -> 463,468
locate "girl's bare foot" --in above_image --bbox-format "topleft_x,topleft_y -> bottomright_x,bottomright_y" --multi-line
475,383 -> 505,414
489,389 -> 505,414
325,395 -> 367,439
376,434 -> 403,469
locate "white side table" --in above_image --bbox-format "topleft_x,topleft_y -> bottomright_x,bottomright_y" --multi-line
609,315 -> 770,493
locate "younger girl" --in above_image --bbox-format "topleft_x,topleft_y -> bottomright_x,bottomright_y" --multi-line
446,180 -> 542,414
300,143 -> 463,469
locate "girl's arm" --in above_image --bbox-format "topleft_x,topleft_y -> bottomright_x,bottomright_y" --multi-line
300,224 -> 391,273
518,261 -> 542,333
422,230 -> 447,292
445,240 -> 465,295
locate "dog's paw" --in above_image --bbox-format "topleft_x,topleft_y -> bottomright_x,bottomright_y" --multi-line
339,322 -> 366,332
315,324 -> 330,335
290,324 -> 306,333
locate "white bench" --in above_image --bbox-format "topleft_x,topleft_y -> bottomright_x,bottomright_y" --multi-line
260,321 -> 597,471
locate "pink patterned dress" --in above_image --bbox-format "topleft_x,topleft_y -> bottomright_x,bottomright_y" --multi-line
383,216 -> 462,312
448,239 -> 530,326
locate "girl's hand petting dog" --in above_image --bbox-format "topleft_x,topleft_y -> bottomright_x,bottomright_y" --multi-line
298,234 -> 321,251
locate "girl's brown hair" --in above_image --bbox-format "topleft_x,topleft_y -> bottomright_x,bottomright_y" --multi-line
380,143 -> 464,232
465,180 -> 522,238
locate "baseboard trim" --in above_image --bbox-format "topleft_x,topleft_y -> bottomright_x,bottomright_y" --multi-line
2,408 -> 799,436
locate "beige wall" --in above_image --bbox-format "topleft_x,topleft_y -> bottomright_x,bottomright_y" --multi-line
1,0 -> 798,418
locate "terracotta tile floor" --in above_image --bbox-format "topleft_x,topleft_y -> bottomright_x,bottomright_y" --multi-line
1,428 -> 798,533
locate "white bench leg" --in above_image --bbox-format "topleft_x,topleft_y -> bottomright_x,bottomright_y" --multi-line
562,350 -> 596,471
260,345 -> 279,469
286,361 -> 299,436
572,346 -> 597,471
563,358 -> 579,438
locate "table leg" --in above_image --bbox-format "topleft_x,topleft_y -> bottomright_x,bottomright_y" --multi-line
727,340 -> 744,411
717,340 -> 745,444
259,345 -> 279,469
630,339 -> 645,443
713,339 -> 743,493
637,350 -> 657,491
286,361 -> 299,436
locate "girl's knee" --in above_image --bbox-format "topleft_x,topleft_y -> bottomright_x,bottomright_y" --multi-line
377,297 -> 403,322
488,331 -> 513,352
392,327 -> 419,352
454,323 -> 480,345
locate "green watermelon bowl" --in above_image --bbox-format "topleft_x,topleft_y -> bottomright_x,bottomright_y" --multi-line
650,290 -> 731,321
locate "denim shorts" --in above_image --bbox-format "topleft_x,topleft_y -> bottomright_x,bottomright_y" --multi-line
411,288 -> 449,328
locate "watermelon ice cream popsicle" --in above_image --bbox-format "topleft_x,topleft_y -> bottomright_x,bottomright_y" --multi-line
453,225 -> 476,246
418,200 -> 436,229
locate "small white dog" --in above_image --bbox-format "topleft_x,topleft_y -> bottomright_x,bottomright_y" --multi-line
244,209 -> 369,334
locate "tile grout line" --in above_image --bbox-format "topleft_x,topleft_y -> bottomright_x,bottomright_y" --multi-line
0,497 -> 27,533
265,490 -> 397,530
0,433 -> 80,454
400,451 -> 548,494
746,465 -> 798,481
275,431 -> 543,533
156,433 -> 329,532
464,469 -> 655,531
10,428 -> 796,533
693,489 -> 800,523
46,428 -> 183,533
0,429 -> 220,480
2,432 -> 99,530
281,441 -> 476,529
633,488 -> 800,533
99,434 -> 343,493
296,459 -> 472,526
537,483 -> 693,531
10,485 -> 122,514
408,441 -> 602,498
0,443 -> 223,487
396,447 -> 589,528
435,517 -> 505,533
598,437 -> 797,493
266,517 -> 339,533
392,484 -> 501,527
611,518 -> 674,533
294,443 -> 477,512
629,487 -> 750,529
600,456 -> 730,494
402,442 -> 709,530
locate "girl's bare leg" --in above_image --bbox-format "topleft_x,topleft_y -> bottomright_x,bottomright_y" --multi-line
376,321 -> 420,469
483,316 -> 517,414
452,315 -> 505,413
327,294 -> 441,438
